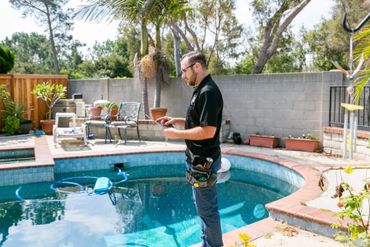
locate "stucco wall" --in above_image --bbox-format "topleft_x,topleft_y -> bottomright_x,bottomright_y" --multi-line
69,71 -> 344,141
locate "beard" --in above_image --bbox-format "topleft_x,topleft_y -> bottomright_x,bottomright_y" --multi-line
187,71 -> 197,86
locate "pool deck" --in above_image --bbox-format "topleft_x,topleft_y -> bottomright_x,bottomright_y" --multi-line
2,135 -> 369,247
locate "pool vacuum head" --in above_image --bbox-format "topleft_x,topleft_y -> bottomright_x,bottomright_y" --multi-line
94,177 -> 113,194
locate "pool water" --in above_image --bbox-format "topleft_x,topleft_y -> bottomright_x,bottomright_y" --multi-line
0,163 -> 298,247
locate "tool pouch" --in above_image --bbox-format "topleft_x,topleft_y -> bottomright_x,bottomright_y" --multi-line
186,156 -> 215,188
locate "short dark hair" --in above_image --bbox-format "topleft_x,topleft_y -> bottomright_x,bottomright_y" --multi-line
181,51 -> 207,69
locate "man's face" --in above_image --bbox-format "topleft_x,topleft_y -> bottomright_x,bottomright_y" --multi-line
181,58 -> 197,86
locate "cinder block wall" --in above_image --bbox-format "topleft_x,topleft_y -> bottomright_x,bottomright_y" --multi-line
69,71 -> 344,142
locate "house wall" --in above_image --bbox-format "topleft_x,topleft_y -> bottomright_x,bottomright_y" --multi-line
69,71 -> 344,142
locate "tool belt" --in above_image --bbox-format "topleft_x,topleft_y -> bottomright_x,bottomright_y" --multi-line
186,155 -> 217,188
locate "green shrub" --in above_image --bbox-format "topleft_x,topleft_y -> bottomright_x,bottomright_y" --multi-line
0,85 -> 10,101
331,166 -> 370,246
0,85 -> 26,135
32,82 -> 66,120
0,46 -> 15,74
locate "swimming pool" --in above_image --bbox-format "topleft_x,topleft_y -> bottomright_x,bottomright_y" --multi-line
0,152 -> 304,247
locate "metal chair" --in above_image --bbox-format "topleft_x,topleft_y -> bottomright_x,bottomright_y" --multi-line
107,102 -> 141,143
85,104 -> 115,144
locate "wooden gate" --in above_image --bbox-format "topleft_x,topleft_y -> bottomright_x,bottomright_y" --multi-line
0,74 -> 68,130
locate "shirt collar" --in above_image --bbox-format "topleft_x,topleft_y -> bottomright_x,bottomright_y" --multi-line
194,74 -> 211,90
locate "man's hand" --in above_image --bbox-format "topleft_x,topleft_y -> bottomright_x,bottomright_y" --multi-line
156,116 -> 177,128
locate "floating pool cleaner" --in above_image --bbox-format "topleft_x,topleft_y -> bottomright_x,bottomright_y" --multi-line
217,157 -> 231,184
218,157 -> 231,173
15,163 -> 128,202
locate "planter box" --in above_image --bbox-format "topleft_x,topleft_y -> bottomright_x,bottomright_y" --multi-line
285,138 -> 320,152
249,135 -> 279,148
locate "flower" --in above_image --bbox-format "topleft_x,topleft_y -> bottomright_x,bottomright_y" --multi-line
239,233 -> 251,243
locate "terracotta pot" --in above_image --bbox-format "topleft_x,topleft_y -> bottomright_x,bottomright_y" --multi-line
40,119 -> 55,135
249,135 -> 279,148
285,138 -> 320,152
89,107 -> 102,119
150,107 -> 167,121
110,107 -> 118,120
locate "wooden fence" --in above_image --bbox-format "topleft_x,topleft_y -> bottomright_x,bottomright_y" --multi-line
0,74 -> 68,130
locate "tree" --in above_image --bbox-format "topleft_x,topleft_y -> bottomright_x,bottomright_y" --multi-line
250,0 -> 311,74
76,0 -> 190,117
10,0 -> 74,74
235,28 -> 305,74
168,0 -> 243,74
0,46 -> 15,74
117,24 -> 141,73
303,0 -> 370,72
60,39 -> 132,79
1,32 -> 52,73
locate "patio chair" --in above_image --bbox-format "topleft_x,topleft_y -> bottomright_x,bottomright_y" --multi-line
106,102 -> 141,144
53,112 -> 87,147
85,103 -> 117,144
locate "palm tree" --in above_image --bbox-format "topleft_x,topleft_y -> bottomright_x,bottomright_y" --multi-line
354,23 -> 370,102
75,0 -> 190,118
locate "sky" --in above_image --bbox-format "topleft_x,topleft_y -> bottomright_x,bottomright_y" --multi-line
0,0 -> 335,51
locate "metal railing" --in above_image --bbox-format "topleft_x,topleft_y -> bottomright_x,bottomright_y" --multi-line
329,86 -> 370,130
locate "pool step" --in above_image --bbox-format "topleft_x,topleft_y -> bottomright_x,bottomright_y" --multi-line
0,148 -> 35,163
266,203 -> 348,238
0,156 -> 35,164
0,137 -> 54,186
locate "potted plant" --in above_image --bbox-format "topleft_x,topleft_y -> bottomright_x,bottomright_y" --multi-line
105,102 -> 119,120
249,133 -> 280,148
32,82 -> 66,134
89,104 -> 103,119
285,133 -> 320,152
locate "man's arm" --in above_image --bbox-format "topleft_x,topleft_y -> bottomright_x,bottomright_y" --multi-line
163,126 -> 216,140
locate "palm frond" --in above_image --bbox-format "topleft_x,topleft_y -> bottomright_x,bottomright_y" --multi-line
354,24 -> 370,60
354,69 -> 370,103
74,0 -> 144,23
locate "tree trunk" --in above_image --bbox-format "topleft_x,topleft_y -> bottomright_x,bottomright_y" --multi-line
153,25 -> 162,108
140,20 -> 149,118
153,66 -> 161,108
172,28 -> 181,77
252,0 -> 311,74
252,54 -> 270,74
140,21 -> 149,55
169,21 -> 194,51
142,78 -> 150,118
155,24 -> 161,50
45,3 -> 60,74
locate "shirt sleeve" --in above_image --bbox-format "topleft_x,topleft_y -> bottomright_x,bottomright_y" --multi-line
198,89 -> 220,127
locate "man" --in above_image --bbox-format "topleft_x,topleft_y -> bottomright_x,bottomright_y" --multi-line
157,51 -> 224,247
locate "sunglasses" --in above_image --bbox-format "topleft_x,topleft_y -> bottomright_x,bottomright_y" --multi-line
181,63 -> 195,73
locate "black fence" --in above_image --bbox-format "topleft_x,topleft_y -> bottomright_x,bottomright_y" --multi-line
329,86 -> 370,131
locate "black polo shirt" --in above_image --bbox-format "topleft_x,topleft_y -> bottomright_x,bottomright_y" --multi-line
185,74 -> 223,162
